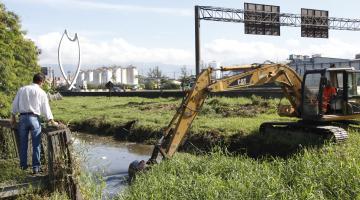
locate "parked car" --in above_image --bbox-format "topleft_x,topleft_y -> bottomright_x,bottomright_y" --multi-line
111,86 -> 124,92
130,85 -> 139,91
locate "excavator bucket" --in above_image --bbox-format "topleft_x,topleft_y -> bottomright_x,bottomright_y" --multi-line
128,160 -> 146,184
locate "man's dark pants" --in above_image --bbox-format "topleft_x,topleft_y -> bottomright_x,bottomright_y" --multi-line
18,114 -> 41,171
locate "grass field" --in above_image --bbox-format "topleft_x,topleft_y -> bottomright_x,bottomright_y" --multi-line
51,96 -> 289,137
52,96 -> 360,199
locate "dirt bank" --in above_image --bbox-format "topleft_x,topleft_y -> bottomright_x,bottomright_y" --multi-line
69,116 -> 327,158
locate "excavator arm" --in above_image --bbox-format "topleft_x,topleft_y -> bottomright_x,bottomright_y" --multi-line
148,63 -> 302,161
147,67 -> 212,163
209,63 -> 303,116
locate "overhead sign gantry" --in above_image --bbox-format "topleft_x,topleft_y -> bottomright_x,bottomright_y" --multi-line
195,3 -> 360,75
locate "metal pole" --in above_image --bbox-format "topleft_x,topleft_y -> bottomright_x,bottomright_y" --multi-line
52,69 -> 55,87
195,5 -> 200,77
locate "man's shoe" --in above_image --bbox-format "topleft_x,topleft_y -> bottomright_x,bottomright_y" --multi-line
32,167 -> 42,175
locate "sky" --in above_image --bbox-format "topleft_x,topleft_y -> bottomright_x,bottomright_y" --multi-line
2,0 -> 360,76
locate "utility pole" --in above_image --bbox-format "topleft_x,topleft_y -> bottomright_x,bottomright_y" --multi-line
195,5 -> 201,77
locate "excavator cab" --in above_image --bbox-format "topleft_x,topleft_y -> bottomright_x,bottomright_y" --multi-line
302,67 -> 360,120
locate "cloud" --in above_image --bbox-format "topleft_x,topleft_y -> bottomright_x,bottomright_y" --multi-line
31,32 -> 360,69
203,38 -> 360,65
204,39 -> 290,64
32,32 -> 193,67
286,39 -> 301,47
16,0 -> 192,16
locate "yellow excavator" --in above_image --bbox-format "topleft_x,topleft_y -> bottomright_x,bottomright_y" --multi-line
128,63 -> 360,180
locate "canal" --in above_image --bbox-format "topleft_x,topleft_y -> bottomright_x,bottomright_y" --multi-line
73,133 -> 153,198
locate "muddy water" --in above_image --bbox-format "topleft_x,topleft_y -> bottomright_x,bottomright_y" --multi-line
73,133 -> 153,198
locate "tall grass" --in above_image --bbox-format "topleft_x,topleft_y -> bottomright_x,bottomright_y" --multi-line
120,132 -> 360,200
0,159 -> 26,185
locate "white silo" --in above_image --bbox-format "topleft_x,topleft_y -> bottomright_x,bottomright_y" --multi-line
121,68 -> 127,84
86,70 -> 94,84
209,61 -> 221,79
133,68 -> 138,85
93,70 -> 102,85
114,68 -> 122,83
81,71 -> 85,81
126,66 -> 138,85
76,71 -> 85,85
101,68 -> 113,84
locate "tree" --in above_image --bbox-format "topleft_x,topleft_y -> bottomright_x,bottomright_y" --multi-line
144,80 -> 157,90
179,66 -> 191,90
161,79 -> 180,90
145,66 -> 169,90
0,3 -> 40,117
147,66 -> 165,79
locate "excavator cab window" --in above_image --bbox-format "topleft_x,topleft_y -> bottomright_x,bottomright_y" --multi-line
322,71 -> 344,115
319,69 -> 360,116
302,72 -> 323,119
345,71 -> 360,114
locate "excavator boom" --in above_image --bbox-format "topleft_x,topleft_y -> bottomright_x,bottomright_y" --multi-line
149,63 -> 303,161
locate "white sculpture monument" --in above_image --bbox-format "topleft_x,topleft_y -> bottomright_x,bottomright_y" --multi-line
57,30 -> 82,90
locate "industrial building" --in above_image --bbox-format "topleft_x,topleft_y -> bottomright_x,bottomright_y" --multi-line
76,66 -> 139,87
288,54 -> 360,76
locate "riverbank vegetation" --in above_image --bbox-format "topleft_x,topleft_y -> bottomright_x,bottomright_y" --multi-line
0,159 -> 26,186
120,132 -> 360,200
53,96 -> 360,199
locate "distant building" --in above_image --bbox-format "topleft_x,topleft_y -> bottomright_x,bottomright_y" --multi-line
86,71 -> 93,83
121,68 -> 127,84
93,70 -> 102,85
289,54 -> 360,76
126,66 -> 138,85
75,66 -> 139,87
76,71 -> 85,84
75,71 -> 86,88
54,77 -> 67,87
114,68 -> 122,83
208,61 -> 222,79
101,68 -> 113,84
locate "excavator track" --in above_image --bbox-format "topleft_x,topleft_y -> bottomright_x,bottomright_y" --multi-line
259,121 -> 348,143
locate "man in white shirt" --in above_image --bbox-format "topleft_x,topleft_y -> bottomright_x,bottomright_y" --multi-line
10,73 -> 58,174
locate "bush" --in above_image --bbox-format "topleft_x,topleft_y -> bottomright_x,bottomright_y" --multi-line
0,3 -> 40,117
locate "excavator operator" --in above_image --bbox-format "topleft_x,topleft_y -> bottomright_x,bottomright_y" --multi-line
322,80 -> 337,113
